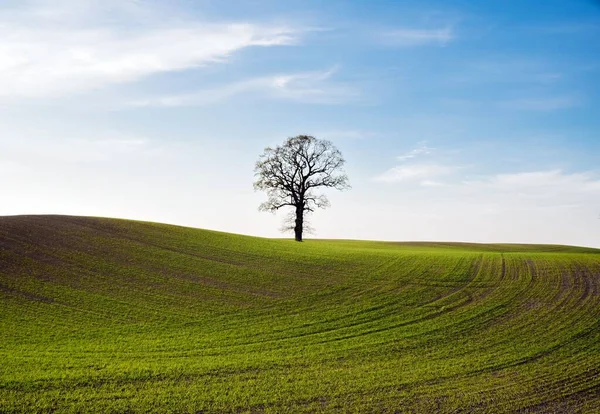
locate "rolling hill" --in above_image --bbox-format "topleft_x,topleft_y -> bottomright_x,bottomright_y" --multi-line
1,215 -> 599,413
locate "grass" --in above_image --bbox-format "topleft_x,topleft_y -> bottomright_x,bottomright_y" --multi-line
0,215 -> 599,413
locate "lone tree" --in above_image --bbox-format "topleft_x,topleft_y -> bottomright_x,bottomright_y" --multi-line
254,135 -> 350,242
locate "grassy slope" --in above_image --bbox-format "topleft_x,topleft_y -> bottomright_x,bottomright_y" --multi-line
0,215 -> 599,413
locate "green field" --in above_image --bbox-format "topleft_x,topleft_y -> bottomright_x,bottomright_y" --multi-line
1,215 -> 599,413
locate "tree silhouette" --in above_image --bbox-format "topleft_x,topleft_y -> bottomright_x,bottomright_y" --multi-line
254,135 -> 350,241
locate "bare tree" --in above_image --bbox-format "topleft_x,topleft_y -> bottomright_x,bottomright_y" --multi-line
254,135 -> 350,242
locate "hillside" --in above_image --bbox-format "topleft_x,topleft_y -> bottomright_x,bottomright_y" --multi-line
1,215 -> 599,413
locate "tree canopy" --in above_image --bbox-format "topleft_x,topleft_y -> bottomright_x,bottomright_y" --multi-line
254,135 -> 350,241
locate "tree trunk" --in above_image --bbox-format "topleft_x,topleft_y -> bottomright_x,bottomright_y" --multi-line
294,206 -> 303,242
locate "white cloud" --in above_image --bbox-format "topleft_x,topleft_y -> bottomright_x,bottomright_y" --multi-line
528,22 -> 600,35
397,143 -> 435,161
127,67 -> 358,107
359,167 -> 600,246
375,143 -> 458,185
501,96 -> 581,111
269,67 -> 357,104
454,59 -> 564,85
316,130 -> 376,140
1,128 -> 164,163
382,27 -> 454,46
0,1 -> 297,100
0,160 -> 29,175
66,136 -> 162,161
463,169 -> 600,197
375,163 -> 459,184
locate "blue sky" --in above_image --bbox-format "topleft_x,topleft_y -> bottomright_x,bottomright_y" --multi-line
1,0 -> 599,246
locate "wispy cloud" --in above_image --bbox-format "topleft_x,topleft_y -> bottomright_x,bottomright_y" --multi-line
316,130 -> 377,140
70,136 -> 153,159
453,59 -> 564,85
500,96 -> 581,111
375,164 -> 600,224
269,67 -> 358,104
375,143 -> 459,185
1,127 -> 165,163
464,169 -> 600,194
436,169 -> 600,222
127,67 -> 358,107
0,1 -> 298,100
527,21 -> 600,35
381,27 -> 455,47
397,143 -> 435,161
375,163 -> 459,184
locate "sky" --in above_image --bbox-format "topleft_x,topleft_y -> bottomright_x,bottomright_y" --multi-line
1,0 -> 599,247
